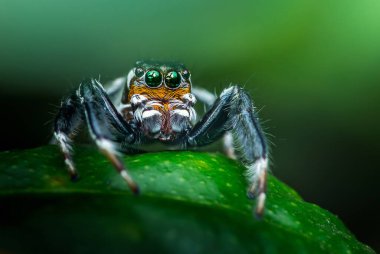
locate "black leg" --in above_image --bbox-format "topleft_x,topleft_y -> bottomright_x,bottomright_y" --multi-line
192,86 -> 237,159
54,93 -> 83,180
186,86 -> 268,217
78,79 -> 140,194
54,79 -> 140,194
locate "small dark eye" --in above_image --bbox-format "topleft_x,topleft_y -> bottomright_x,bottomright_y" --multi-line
165,71 -> 181,88
182,69 -> 190,80
135,67 -> 144,78
145,70 -> 162,87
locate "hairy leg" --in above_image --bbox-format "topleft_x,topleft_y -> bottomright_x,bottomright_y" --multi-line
192,86 -> 237,159
186,85 -> 268,217
54,78 -> 140,193
54,94 -> 83,180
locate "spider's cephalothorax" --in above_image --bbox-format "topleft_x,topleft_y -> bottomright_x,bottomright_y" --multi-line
121,61 -> 196,142
54,60 -> 269,217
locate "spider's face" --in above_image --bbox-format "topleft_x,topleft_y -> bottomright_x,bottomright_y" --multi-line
126,60 -> 192,100
123,61 -> 196,142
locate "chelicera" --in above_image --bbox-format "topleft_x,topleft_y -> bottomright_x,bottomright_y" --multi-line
54,60 -> 269,217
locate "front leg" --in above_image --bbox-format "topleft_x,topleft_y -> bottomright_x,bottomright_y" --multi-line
186,86 -> 268,217
192,86 -> 237,159
54,79 -> 140,194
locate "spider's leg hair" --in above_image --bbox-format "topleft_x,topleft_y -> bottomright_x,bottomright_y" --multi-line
186,85 -> 268,218
54,93 -> 83,180
78,78 -> 140,194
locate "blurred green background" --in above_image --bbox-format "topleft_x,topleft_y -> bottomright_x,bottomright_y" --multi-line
0,0 -> 379,251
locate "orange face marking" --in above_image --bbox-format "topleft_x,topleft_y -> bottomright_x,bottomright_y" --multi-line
127,84 -> 191,102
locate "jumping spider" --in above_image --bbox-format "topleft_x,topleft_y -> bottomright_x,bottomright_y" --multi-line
54,60 -> 269,217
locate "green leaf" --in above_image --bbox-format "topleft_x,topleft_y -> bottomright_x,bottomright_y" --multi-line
0,146 -> 374,254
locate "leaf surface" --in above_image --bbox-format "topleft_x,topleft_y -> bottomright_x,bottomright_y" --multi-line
0,146 -> 374,254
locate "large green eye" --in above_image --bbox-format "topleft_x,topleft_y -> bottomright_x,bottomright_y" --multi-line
145,70 -> 162,87
165,71 -> 181,88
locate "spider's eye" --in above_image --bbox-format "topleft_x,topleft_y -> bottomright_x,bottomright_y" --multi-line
145,70 -> 162,87
182,69 -> 190,80
135,67 -> 144,78
165,71 -> 181,89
